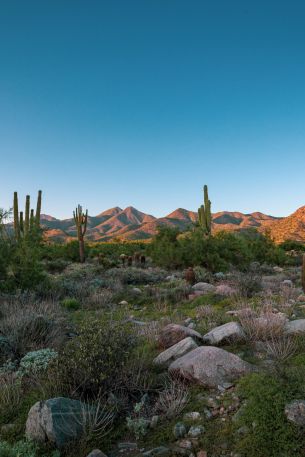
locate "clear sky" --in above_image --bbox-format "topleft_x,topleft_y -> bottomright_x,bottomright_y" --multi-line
1,0 -> 305,218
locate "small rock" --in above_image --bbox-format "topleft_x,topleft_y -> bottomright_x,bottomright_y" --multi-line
285,319 -> 305,335
285,400 -> 305,426
174,422 -> 187,438
150,415 -> 159,428
177,440 -> 193,450
202,322 -> 245,345
142,447 -> 171,457
184,412 -> 201,421
132,287 -> 142,295
158,324 -> 203,349
87,451 -> 108,457
192,282 -> 216,294
197,451 -> 207,457
154,337 -> 198,367
188,425 -> 205,437
282,280 -> 293,287
119,300 -> 128,306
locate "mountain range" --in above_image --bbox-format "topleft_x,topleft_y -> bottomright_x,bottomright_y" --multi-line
40,205 -> 305,243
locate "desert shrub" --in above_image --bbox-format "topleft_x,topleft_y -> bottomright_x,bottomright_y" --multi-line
18,349 -> 58,377
61,297 -> 81,311
105,267 -> 167,285
0,440 -> 59,457
154,376 -> 189,419
231,265 -> 262,297
44,259 -> 69,273
280,240 -> 305,252
0,298 -> 67,358
52,316 -> 137,397
235,373 -> 304,457
0,373 -> 22,423
64,240 -> 89,262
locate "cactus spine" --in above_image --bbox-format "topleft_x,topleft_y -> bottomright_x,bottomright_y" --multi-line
13,191 -> 42,241
198,185 -> 212,236
73,205 -> 88,263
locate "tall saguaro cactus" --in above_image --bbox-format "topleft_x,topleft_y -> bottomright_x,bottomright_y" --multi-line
13,192 -> 20,240
13,190 -> 42,240
198,185 -> 212,236
73,205 -> 88,263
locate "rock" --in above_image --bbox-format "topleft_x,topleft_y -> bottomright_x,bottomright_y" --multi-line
25,397 -> 88,448
214,272 -> 225,280
169,346 -> 254,388
184,412 -> 201,421
87,451 -> 107,457
282,280 -> 293,287
118,443 -> 137,450
150,415 -> 159,428
202,322 -> 245,345
297,295 -> 305,303
158,324 -> 203,349
285,400 -> 305,426
174,422 -> 187,438
285,319 -> 305,335
132,287 -> 142,295
273,266 -> 283,273
188,425 -> 205,437
177,440 -> 193,450
142,447 -> 172,457
119,300 -> 128,306
197,451 -> 207,457
192,283 -> 216,294
154,337 -> 198,367
215,284 -> 236,296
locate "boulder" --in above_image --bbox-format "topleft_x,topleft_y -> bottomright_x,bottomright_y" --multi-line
169,346 -> 254,388
154,337 -> 198,367
202,322 -> 245,345
158,324 -> 203,349
87,451 -> 108,457
285,319 -> 305,335
192,282 -> 216,294
26,397 -> 88,448
215,284 -> 236,296
285,400 -> 305,426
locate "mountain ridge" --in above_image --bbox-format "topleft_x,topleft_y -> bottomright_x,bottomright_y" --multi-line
39,205 -> 304,243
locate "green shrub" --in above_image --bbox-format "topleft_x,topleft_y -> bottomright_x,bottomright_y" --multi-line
61,297 -> 81,311
18,349 -> 58,377
235,373 -> 304,457
0,440 -> 59,457
53,316 -> 137,397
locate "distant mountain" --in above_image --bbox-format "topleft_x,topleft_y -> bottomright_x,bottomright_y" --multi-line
41,206 -> 284,242
267,206 -> 305,243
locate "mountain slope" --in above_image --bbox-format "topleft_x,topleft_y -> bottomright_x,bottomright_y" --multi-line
41,206 -> 284,242
267,206 -> 305,243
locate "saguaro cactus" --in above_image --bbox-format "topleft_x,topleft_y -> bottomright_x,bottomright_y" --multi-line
36,190 -> 42,226
198,185 -> 212,236
73,205 -> 88,263
13,192 -> 20,240
302,254 -> 305,293
13,191 -> 42,240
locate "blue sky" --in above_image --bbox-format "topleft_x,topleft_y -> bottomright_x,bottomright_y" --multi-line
1,0 -> 305,218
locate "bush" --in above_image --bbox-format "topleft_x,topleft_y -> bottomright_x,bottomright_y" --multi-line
61,297 -> 81,311
235,373 -> 304,457
52,316 -> 137,397
0,440 -> 59,457
18,349 -> 58,377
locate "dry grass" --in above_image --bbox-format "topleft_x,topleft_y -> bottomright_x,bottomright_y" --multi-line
0,373 -> 22,419
154,375 -> 189,419
0,296 -> 67,357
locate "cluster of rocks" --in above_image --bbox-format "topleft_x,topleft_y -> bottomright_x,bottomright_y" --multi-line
154,323 -> 254,389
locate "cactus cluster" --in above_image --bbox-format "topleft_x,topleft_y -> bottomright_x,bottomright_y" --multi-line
198,185 -> 212,236
73,204 -> 88,263
13,190 -> 42,240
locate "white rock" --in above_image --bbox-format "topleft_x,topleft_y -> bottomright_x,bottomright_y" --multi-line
202,322 -> 245,345
192,282 -> 216,294
154,337 -> 198,367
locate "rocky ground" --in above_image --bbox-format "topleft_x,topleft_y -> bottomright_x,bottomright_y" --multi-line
1,261 -> 305,456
